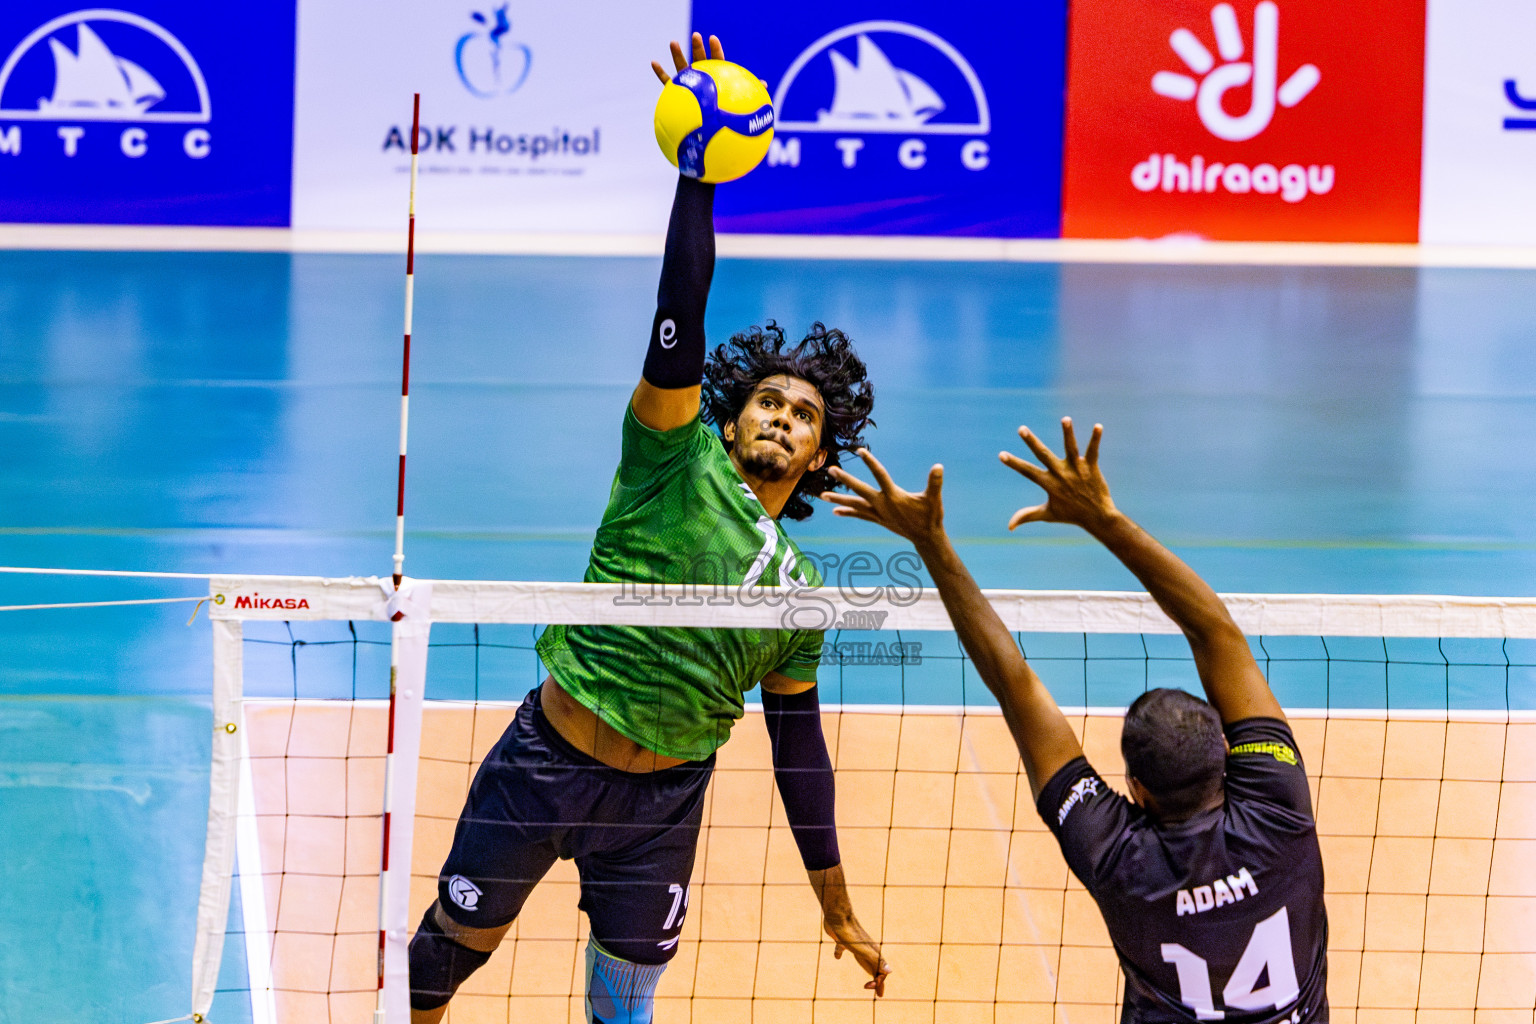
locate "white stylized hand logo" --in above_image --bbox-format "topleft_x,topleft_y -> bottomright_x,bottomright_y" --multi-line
1151,2 -> 1319,142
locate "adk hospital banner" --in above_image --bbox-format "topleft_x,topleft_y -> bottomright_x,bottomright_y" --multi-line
289,0 -> 687,234
0,0 -> 1534,244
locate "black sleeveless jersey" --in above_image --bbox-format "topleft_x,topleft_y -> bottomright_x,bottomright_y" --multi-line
1038,717 -> 1328,1024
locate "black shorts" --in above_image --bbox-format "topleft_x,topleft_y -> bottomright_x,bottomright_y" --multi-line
435,686 -> 715,965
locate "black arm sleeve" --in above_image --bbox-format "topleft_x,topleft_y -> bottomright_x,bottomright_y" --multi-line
763,686 -> 841,871
641,175 -> 716,389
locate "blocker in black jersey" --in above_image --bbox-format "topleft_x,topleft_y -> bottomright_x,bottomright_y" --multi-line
825,419 -> 1332,1024
1040,717 -> 1328,1024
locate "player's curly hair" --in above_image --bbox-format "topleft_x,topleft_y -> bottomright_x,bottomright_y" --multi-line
702,321 -> 875,521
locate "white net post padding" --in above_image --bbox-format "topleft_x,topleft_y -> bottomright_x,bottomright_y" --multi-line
377,584 -> 432,1024
235,704 -> 276,1024
190,616 -> 243,1019
191,577 -> 437,1024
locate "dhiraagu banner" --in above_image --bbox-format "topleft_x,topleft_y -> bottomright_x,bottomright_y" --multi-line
290,0 -> 688,234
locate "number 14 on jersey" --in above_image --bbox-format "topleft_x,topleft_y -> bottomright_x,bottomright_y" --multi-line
1161,907 -> 1301,1020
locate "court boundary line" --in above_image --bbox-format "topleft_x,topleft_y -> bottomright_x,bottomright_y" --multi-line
5,225 -> 1536,267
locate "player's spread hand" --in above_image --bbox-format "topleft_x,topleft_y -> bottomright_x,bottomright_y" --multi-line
822,448 -> 945,546
1001,417 -> 1118,532
651,31 -> 724,85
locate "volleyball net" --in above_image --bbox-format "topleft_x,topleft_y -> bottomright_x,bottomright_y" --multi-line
191,574 -> 1536,1024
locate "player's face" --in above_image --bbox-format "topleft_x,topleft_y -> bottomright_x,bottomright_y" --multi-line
726,375 -> 827,482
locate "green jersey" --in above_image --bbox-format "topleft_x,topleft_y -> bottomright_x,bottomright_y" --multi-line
536,404 -> 825,761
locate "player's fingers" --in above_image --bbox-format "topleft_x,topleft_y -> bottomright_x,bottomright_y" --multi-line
999,450 -> 1048,485
1017,426 -> 1063,472
827,464 -> 880,501
832,507 -> 884,528
651,61 -> 671,85
1062,417 -> 1080,464
856,448 -> 900,495
1007,504 -> 1049,531
829,491 -> 878,515
670,39 -> 687,72
690,31 -> 707,64
924,464 -> 944,499
1085,422 -> 1103,466
708,34 -> 724,61
852,943 -> 888,986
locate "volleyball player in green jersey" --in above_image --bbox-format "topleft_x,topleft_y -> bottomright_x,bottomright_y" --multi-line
407,33 -> 888,1024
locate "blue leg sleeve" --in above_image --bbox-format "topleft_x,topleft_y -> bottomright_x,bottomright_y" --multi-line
586,937 -> 667,1024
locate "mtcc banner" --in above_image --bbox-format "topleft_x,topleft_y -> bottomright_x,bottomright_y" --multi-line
694,0 -> 1068,237
0,0 -> 296,225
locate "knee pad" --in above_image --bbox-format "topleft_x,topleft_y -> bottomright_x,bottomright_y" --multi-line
409,909 -> 494,1011
585,937 -> 666,1024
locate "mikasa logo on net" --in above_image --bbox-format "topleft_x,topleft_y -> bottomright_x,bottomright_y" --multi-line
1130,1 -> 1332,203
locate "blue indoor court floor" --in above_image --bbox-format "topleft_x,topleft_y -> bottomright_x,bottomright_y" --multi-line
2,249 -> 1535,1022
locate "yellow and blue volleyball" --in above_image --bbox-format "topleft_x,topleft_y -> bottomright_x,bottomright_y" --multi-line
654,59 -> 775,183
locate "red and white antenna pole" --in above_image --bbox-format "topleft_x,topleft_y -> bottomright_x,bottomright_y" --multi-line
393,93 -> 420,590
376,93 -> 421,1024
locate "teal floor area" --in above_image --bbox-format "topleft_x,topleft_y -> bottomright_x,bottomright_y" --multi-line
2,250 -> 1535,1021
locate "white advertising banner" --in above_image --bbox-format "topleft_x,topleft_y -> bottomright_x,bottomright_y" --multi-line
1420,0 -> 1536,244
291,0 -> 688,233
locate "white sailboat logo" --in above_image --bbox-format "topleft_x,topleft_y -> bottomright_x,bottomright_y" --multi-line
773,20 -> 990,136
0,10 -> 211,123
818,35 -> 944,128
42,22 -> 163,116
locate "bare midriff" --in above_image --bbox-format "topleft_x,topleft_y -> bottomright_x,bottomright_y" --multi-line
538,675 -> 689,773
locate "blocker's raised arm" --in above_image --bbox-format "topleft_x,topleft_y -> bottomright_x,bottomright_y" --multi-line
1000,419 -> 1285,725
823,450 -> 1085,799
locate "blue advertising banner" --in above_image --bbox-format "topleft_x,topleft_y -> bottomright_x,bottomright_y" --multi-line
691,1 -> 1067,237
0,1 -> 296,225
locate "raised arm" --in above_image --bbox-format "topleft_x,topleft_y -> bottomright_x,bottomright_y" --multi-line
632,34 -> 721,431
823,453 -> 1085,799
1001,419 -> 1284,725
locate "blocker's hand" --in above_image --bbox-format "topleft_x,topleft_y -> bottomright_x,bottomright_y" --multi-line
652,31 -> 723,85
822,448 -> 945,548
1000,417 -> 1117,533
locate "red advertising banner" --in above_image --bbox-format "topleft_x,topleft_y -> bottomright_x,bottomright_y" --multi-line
1062,0 -> 1426,242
